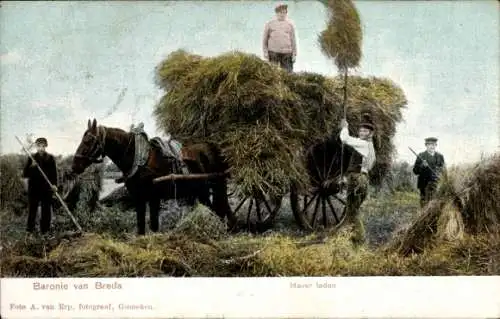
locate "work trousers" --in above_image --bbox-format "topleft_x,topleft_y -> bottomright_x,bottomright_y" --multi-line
419,181 -> 437,208
268,51 -> 294,73
27,192 -> 53,234
344,172 -> 369,244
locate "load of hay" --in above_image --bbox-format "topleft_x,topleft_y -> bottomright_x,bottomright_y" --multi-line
390,153 -> 500,255
153,50 -> 407,197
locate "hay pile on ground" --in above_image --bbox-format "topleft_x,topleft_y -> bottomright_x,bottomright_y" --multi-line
2,228 -> 498,277
460,154 -> 500,234
57,155 -> 104,213
0,154 -> 28,215
154,50 -> 407,196
390,154 -> 500,255
0,154 -> 103,218
2,179 -> 499,277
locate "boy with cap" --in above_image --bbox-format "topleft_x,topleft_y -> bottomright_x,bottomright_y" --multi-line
339,117 -> 376,245
412,137 -> 446,207
22,137 -> 59,234
262,2 -> 297,72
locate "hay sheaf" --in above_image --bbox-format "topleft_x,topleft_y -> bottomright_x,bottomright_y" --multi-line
0,154 -> 28,215
154,50 -> 407,196
318,0 -> 363,70
460,154 -> 500,234
56,155 -> 104,212
390,154 -> 500,255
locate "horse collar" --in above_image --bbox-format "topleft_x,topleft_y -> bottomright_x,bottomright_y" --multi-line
120,130 -> 150,182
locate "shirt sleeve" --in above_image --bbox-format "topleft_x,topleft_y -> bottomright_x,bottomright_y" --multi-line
48,155 -> 58,186
22,156 -> 32,178
290,21 -> 297,56
412,155 -> 422,175
262,22 -> 270,56
339,127 -> 369,157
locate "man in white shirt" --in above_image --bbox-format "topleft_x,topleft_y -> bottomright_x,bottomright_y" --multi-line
339,118 -> 376,245
262,2 -> 297,72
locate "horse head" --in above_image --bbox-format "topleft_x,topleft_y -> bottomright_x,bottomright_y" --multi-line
71,118 -> 107,175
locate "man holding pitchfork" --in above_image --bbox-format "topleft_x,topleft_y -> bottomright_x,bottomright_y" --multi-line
22,137 -> 59,234
412,137 -> 446,207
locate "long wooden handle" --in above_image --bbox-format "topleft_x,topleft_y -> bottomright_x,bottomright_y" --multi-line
408,146 -> 438,176
15,136 -> 83,232
153,170 -> 230,184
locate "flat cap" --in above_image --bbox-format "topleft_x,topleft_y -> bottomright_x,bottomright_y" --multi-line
35,137 -> 48,146
360,112 -> 374,131
275,2 -> 288,11
424,137 -> 438,143
360,122 -> 374,131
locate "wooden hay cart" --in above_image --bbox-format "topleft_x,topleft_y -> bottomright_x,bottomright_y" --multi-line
226,136 -> 352,233
151,135 -> 353,234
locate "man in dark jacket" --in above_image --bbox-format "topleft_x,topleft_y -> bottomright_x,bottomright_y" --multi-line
23,137 -> 58,234
412,137 -> 445,207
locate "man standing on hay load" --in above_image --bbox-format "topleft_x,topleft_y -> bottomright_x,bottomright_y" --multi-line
412,137 -> 445,207
339,117 -> 376,245
22,137 -> 59,234
262,2 -> 297,72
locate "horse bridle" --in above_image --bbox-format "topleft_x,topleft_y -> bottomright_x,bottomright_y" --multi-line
75,126 -> 107,164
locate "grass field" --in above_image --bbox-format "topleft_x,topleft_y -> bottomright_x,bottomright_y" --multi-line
1,156 -> 499,278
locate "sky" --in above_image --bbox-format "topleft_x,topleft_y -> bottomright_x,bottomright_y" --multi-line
0,0 -> 498,165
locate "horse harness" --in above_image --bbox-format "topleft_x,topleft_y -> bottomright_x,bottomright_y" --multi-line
76,124 -> 189,183
74,125 -> 108,164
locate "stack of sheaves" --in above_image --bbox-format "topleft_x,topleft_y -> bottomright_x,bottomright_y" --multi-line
153,49 -> 407,197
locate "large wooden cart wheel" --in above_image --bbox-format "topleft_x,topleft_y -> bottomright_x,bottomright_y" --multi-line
291,141 -> 350,231
290,183 -> 347,231
228,189 -> 283,233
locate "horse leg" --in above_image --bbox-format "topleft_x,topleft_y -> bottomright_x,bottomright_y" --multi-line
149,195 -> 161,233
135,198 -> 147,235
211,177 -> 237,230
198,181 -> 211,208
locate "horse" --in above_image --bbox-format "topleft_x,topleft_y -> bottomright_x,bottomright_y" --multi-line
70,118 -> 236,235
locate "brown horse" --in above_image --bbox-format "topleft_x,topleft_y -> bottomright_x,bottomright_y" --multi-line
71,118 -> 236,235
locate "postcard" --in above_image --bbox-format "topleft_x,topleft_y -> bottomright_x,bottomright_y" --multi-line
1,1 -> 499,318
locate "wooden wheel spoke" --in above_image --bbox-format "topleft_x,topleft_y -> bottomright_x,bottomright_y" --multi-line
311,152 -> 324,182
326,196 -> 340,223
321,197 -> 327,227
260,196 -> 275,215
255,198 -> 263,221
302,193 -> 318,213
325,156 -> 338,182
310,196 -> 321,227
246,199 -> 254,224
230,187 -> 282,233
233,197 -> 248,214
334,194 -> 346,205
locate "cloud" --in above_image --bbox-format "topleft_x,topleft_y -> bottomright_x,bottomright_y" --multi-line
0,50 -> 22,65
16,90 -> 163,156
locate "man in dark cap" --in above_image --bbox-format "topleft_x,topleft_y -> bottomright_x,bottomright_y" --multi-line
22,137 -> 59,234
339,116 -> 376,245
412,137 -> 446,207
